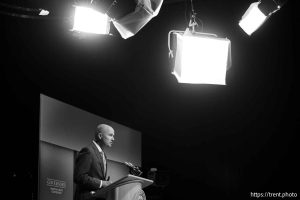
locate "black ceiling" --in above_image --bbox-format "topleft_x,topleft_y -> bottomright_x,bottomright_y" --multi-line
1,0 -> 299,199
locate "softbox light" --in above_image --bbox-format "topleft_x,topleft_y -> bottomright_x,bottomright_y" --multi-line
239,1 -> 281,35
239,2 -> 268,35
72,6 -> 111,34
112,0 -> 163,39
170,29 -> 231,85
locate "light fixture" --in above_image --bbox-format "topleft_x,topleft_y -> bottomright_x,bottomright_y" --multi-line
169,29 -> 231,85
168,0 -> 231,85
72,5 -> 111,35
0,2 -> 49,18
38,9 -> 50,16
112,0 -> 164,39
71,0 -> 163,38
239,0 -> 282,36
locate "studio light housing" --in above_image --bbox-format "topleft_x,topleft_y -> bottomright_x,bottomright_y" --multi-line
239,0 -> 281,35
169,29 -> 231,85
72,5 -> 110,35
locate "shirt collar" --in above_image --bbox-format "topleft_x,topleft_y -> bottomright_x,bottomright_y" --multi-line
93,140 -> 103,153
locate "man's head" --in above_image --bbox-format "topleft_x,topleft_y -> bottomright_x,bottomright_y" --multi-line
95,124 -> 115,148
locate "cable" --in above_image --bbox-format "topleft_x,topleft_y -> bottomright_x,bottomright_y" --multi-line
195,16 -> 203,32
168,30 -> 185,58
188,0 -> 197,33
190,0 -> 195,16
188,0 -> 205,33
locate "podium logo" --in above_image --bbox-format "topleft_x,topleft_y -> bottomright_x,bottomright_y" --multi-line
46,178 -> 66,195
134,188 -> 146,200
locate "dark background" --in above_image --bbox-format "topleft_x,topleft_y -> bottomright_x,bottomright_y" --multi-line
1,0 -> 299,199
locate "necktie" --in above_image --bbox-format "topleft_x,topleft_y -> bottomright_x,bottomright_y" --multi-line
100,151 -> 106,175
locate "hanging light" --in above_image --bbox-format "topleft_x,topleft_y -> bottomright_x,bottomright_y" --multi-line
168,0 -> 231,85
72,5 -> 111,35
71,0 -> 163,38
0,2 -> 49,18
239,0 -> 282,36
38,9 -> 49,16
169,29 -> 231,85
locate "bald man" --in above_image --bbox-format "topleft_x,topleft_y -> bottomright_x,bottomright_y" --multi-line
74,124 -> 115,200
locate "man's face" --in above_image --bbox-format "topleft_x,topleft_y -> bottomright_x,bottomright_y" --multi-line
101,128 -> 115,147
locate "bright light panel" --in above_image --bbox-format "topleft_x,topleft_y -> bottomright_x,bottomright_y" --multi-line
72,6 -> 110,34
173,34 -> 231,85
39,9 -> 49,16
239,2 -> 267,35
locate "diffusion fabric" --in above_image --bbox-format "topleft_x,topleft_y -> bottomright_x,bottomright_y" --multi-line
112,0 -> 163,39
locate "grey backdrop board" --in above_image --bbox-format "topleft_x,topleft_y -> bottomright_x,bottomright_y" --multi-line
39,141 -> 74,200
39,94 -> 141,166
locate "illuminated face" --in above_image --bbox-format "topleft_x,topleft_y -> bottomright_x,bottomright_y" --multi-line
100,127 -> 115,147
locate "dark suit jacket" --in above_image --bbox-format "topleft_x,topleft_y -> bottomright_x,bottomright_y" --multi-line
74,142 -> 108,200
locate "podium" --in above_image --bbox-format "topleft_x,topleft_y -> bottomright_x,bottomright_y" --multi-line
91,175 -> 153,200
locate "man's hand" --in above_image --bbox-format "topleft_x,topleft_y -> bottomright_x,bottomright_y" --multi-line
102,180 -> 112,188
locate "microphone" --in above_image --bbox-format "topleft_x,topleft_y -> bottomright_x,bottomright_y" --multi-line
124,162 -> 134,168
124,161 -> 142,176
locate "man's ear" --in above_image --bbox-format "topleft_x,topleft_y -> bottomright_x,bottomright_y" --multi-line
98,132 -> 102,139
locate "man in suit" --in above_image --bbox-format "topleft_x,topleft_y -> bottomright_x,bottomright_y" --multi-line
74,124 -> 115,200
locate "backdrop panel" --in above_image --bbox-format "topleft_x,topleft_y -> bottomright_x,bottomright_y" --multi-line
40,94 -> 141,166
39,141 -> 74,200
